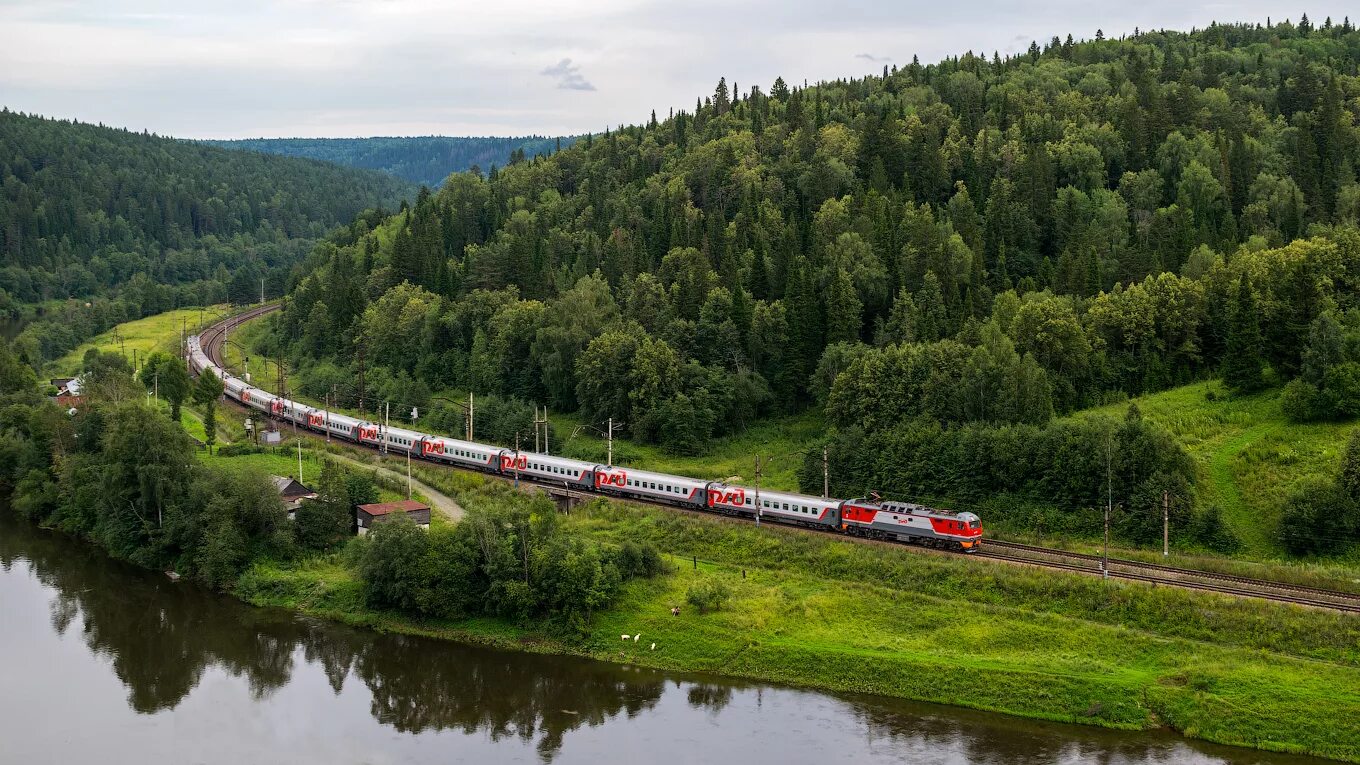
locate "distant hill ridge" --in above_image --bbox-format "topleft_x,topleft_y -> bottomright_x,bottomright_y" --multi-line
207,135 -> 576,187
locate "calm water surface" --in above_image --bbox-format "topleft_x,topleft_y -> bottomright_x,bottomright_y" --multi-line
0,508 -> 1331,765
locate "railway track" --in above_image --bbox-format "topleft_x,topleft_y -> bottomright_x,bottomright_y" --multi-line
979,541 -> 1360,612
198,308 -> 1360,615
199,302 -> 279,368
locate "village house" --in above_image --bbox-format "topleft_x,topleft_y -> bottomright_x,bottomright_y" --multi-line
355,500 -> 431,535
270,475 -> 317,520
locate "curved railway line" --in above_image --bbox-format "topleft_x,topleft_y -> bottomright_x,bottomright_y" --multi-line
198,305 -> 1360,614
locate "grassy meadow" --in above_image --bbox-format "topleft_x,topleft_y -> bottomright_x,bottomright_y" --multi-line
48,305 -> 237,377
1075,381 -> 1360,559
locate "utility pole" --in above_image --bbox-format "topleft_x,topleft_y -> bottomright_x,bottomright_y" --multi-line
1104,432 -> 1112,581
532,405 -> 549,454
822,445 -> 829,498
384,401 -> 390,454
260,277 -> 265,307
180,318 -> 186,361
324,389 -> 332,443
406,450 -> 413,500
357,344 -> 366,416
514,431 -> 521,488
1163,490 -> 1170,558
607,417 -> 614,466
297,438 -> 303,484
467,391 -> 474,440
754,455 -> 763,527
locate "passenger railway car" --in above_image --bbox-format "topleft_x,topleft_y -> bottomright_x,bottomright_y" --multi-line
594,465 -> 707,507
417,434 -> 501,471
509,453 -> 596,489
188,331 -> 983,552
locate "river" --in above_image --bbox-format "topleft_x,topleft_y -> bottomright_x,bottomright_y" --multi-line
0,508 -> 1331,765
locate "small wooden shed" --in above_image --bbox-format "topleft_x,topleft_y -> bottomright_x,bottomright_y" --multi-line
270,475 -> 318,520
355,500 -> 431,534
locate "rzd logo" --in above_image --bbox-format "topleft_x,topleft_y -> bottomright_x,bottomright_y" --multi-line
270,400 -> 284,415
708,487 -> 746,507
500,454 -> 528,471
241,391 -> 251,404
595,471 -> 627,489
422,441 -> 444,456
308,413 -> 325,427
358,425 -> 379,441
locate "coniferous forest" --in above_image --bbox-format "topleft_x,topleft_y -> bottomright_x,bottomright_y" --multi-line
261,19 -> 1360,548
0,110 -> 414,365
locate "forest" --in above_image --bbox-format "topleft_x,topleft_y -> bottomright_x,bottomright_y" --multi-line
0,110 -> 414,368
254,18 -> 1360,550
208,136 -> 574,187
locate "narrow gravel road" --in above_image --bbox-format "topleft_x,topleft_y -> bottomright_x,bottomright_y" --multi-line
325,452 -> 466,522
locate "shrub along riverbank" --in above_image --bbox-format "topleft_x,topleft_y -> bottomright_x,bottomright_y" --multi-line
237,472 -> 1360,764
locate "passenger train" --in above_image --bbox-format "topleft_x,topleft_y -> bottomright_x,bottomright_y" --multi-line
188,335 -> 983,551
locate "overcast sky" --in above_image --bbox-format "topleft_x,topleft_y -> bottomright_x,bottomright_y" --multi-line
0,0 -> 1353,139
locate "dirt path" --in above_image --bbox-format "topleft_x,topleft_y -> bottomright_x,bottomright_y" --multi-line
326,452 -> 465,522
1206,422 -> 1278,555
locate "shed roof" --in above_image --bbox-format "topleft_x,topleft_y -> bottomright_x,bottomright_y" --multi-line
270,475 -> 315,499
357,500 -> 429,516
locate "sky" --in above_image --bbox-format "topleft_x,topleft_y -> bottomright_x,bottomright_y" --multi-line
0,0 -> 1354,140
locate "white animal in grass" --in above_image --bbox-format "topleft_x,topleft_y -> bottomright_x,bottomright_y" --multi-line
633,634 -> 641,642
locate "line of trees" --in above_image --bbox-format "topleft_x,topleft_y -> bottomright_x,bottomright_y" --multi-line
355,492 -> 664,634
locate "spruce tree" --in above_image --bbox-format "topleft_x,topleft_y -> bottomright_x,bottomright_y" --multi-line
1222,273 -> 1265,393
825,269 -> 862,344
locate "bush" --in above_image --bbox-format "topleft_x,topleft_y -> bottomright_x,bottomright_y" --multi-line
356,515 -> 430,611
1186,504 -> 1241,553
216,442 -> 263,457
686,579 -> 731,614
1281,379 -> 1325,422
613,541 -> 665,579
1278,477 -> 1353,556
295,498 -> 352,550
1324,362 -> 1360,419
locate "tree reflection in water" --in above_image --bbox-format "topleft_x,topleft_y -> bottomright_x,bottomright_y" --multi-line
0,510 -> 672,761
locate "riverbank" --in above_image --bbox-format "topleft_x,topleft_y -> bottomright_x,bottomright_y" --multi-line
235,474 -> 1360,764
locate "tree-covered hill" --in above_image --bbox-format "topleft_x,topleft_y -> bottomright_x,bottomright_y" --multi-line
0,110 -> 414,308
268,18 -> 1360,553
0,109 -> 417,369
206,136 -> 573,187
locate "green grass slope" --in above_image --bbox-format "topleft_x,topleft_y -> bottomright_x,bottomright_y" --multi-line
1077,381 -> 1357,558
